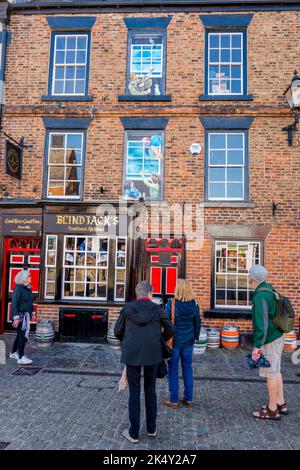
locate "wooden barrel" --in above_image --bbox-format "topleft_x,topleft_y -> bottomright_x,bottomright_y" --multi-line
107,323 -> 121,350
194,327 -> 207,355
35,320 -> 55,347
221,325 -> 240,350
284,331 -> 297,351
207,328 -> 220,350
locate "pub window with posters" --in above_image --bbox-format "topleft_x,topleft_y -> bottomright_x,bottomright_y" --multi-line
214,241 -> 261,309
123,130 -> 164,201
126,31 -> 165,96
114,238 -> 127,301
63,236 -> 110,300
47,132 -> 84,199
45,235 -> 58,299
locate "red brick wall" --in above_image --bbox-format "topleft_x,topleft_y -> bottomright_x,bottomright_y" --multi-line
1,9 -> 300,334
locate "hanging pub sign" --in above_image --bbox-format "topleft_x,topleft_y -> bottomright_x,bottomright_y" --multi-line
5,140 -> 22,179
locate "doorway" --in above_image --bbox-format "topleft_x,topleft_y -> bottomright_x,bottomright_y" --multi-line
1,237 -> 41,332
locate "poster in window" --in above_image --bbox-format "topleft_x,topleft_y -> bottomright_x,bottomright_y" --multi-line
128,33 -> 164,96
123,132 -> 164,201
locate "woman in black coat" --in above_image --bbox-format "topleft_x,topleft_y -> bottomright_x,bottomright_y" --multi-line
10,270 -> 34,365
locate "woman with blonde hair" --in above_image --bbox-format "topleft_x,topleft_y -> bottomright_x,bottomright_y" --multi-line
164,279 -> 200,409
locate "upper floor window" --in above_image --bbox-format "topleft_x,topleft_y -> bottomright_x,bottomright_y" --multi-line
47,132 -> 84,199
52,33 -> 88,96
207,131 -> 245,200
123,130 -> 164,201
43,117 -> 91,200
127,31 -> 165,96
119,17 -> 172,101
208,32 -> 243,96
199,14 -> 253,101
43,16 -> 96,101
121,117 -> 168,201
200,116 -> 253,202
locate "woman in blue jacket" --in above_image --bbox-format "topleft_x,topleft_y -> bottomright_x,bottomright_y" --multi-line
164,279 -> 201,408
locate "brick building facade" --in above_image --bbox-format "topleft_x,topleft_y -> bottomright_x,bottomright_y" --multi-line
0,0 -> 299,340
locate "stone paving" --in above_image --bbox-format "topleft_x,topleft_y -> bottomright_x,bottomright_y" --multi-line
0,333 -> 299,450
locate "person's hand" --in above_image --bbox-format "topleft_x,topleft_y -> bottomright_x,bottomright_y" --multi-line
252,348 -> 262,361
12,320 -> 19,328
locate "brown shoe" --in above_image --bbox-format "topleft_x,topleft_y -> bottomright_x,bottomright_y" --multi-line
277,403 -> 289,416
262,403 -> 289,416
180,399 -> 193,408
253,405 -> 281,420
164,399 -> 180,409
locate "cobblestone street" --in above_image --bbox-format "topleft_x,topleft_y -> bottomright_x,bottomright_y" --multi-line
0,334 -> 299,451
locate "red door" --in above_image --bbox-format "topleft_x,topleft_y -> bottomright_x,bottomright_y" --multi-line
1,238 -> 41,333
146,238 -> 183,304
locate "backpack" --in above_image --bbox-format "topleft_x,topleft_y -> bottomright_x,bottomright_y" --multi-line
257,287 -> 295,333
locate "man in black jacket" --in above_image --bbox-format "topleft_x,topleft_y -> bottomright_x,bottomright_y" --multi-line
114,281 -> 174,443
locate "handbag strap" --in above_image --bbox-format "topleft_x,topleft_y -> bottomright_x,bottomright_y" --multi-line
171,298 -> 175,324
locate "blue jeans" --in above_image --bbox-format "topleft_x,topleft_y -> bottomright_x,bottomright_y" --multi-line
168,345 -> 194,403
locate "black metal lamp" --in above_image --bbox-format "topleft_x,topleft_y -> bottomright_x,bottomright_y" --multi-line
282,70 -> 300,146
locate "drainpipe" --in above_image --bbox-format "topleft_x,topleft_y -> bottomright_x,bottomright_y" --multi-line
0,3 -> 9,129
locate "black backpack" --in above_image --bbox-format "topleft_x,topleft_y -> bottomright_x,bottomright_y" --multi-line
257,287 -> 295,333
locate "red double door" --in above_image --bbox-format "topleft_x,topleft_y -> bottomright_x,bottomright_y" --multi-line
1,238 -> 41,333
146,238 -> 183,303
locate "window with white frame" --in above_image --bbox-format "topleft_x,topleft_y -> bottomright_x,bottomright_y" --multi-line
52,33 -> 88,96
63,236 -> 109,300
47,132 -> 83,199
215,241 -> 261,309
123,130 -> 164,201
207,132 -> 245,200
127,31 -> 165,96
114,238 -> 127,301
208,32 -> 243,95
45,235 -> 57,299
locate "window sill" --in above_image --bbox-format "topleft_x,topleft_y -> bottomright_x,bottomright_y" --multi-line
204,309 -> 252,320
199,94 -> 253,101
41,95 -> 93,102
118,95 -> 172,102
39,300 -> 126,308
203,202 -> 255,208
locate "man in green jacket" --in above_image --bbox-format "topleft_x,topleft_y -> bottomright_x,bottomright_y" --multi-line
249,265 -> 287,420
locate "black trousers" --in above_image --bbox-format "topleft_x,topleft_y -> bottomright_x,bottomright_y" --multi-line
126,364 -> 158,440
12,324 -> 27,358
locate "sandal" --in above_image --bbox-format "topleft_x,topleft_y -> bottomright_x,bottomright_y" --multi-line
277,403 -> 289,416
164,399 -> 180,409
262,403 -> 289,416
253,405 -> 281,420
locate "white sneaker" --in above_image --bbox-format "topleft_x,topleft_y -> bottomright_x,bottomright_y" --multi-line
147,429 -> 157,437
122,429 -> 139,443
17,356 -> 33,365
9,352 -> 19,360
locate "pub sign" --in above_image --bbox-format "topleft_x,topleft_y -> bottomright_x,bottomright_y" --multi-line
5,140 -> 22,180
